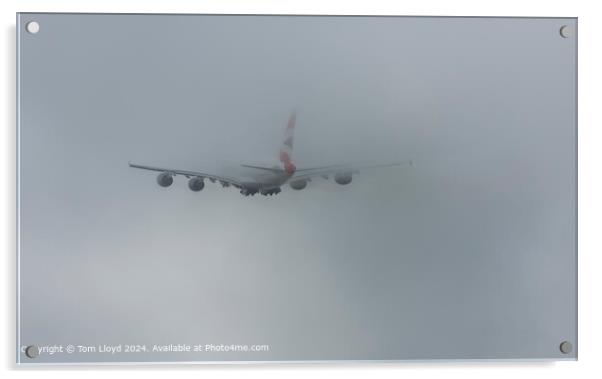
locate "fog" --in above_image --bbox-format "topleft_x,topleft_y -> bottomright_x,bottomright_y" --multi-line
18,14 -> 576,362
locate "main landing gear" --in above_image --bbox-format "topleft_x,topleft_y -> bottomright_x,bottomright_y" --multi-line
260,187 -> 281,196
240,187 -> 281,197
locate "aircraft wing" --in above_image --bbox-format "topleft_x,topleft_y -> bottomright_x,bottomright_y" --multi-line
290,161 -> 412,181
128,162 -> 244,187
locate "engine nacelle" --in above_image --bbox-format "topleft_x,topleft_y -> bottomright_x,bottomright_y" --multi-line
188,177 -> 205,192
156,172 -> 173,187
334,172 -> 352,185
289,179 -> 308,190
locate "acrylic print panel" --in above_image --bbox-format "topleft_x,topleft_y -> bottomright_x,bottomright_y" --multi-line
17,13 -> 577,364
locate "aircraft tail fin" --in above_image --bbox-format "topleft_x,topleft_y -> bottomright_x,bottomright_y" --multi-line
279,111 -> 297,174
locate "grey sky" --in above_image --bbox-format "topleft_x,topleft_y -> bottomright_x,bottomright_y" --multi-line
18,14 -> 576,363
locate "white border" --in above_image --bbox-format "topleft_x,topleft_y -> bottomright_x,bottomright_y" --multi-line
4,1 -> 602,378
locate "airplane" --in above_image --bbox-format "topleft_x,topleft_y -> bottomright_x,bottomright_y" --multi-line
129,112 -> 411,197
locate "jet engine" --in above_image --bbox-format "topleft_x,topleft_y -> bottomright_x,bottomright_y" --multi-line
156,172 -> 173,187
289,179 -> 308,190
188,177 -> 205,192
334,172 -> 352,185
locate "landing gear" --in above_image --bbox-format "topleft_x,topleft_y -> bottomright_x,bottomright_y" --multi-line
240,187 -> 281,197
260,187 -> 281,196
240,188 -> 258,196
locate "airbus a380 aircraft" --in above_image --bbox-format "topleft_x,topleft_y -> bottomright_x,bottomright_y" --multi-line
129,113 -> 410,196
